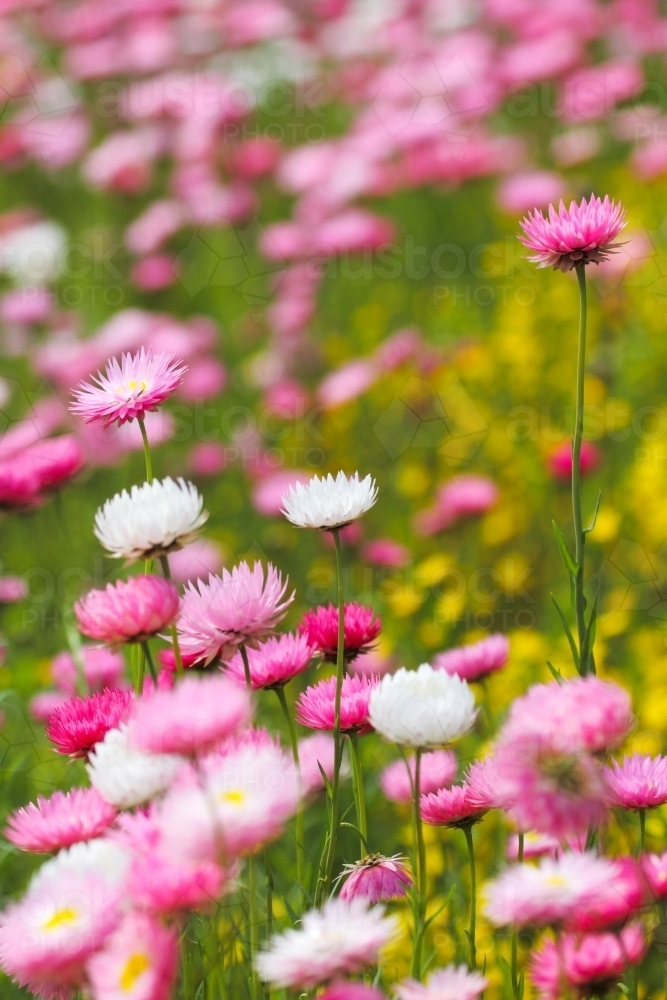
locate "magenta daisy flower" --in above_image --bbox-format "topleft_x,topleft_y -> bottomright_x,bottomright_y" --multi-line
298,603 -> 381,662
296,673 -> 380,733
70,348 -> 186,428
6,788 -> 116,853
225,632 -> 315,689
604,754 -> 667,810
420,761 -> 496,829
46,688 -> 133,758
519,195 -> 626,272
339,854 -> 412,904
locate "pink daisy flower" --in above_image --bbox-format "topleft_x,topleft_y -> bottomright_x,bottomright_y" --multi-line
531,923 -> 646,1000
605,754 -> 667,810
421,761 -> 496,828
225,632 -> 315,689
129,674 -> 252,756
564,856 -> 646,933
433,633 -> 509,682
0,436 -> 85,509
339,854 -> 412,904
46,688 -> 133,758
641,851 -> 667,900
177,562 -> 293,664
86,910 -> 178,1000
380,750 -> 457,804
395,965 -> 488,1000
6,788 -> 116,853
255,898 -> 397,989
506,831 -> 560,861
70,348 -> 186,428
519,195 -> 626,272
298,603 -> 381,662
320,983 -> 387,1000
75,576 -> 180,646
51,646 -> 125,695
298,734 -> 338,795
296,673 -> 380,733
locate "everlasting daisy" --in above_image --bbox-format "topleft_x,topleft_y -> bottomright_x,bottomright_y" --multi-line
86,724 -> 185,809
339,854 -> 412,904
421,761 -> 496,829
531,923 -> 646,1000
605,754 -> 667,810
6,788 -> 116,853
564,856 -> 645,933
433,633 -> 509,682
395,965 -> 488,1000
255,898 -> 397,989
94,477 -> 207,562
177,561 -> 293,664
380,750 -> 457,804
506,831 -> 560,861
281,471 -> 378,530
369,665 -> 476,749
70,348 -> 186,428
519,195 -> 626,272
296,673 -> 380,733
641,851 -> 667,900
46,688 -> 133,758
225,632 -> 315,689
320,983 -> 386,1000
298,603 -> 381,662
130,675 -> 252,756
74,576 -> 179,646
86,910 -> 178,1000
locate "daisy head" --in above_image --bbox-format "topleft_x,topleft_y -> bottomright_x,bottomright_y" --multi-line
70,349 -> 186,428
281,471 -> 378,530
519,195 -> 626,272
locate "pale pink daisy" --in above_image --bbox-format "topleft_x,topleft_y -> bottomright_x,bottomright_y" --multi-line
296,673 -> 380,733
531,923 -> 646,1000
225,632 -> 315,689
605,754 -> 667,810
86,910 -> 178,1000
298,734 -> 338,795
46,688 -> 134,758
564,856 -> 646,933
74,576 -> 180,646
6,788 -> 116,853
298,603 -> 381,662
433,634 -> 509,682
339,854 -> 412,904
395,965 -> 488,1000
380,750 -> 457,804
129,675 -> 252,756
421,761 -> 496,829
255,898 -> 397,989
519,195 -> 626,271
483,852 -> 624,928
70,348 -> 186,428
177,562 -> 293,664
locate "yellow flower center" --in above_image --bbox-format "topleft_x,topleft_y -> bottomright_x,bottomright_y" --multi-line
43,907 -> 78,931
219,789 -> 246,806
543,875 -> 568,888
120,952 -> 151,991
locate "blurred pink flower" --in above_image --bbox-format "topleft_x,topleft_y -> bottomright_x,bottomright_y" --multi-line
0,576 -> 26,603
605,754 -> 667,810
318,359 -> 378,409
350,649 -> 394,677
641,851 -> 667,900
51,646 -> 125,695
549,439 -> 600,479
0,286 -> 52,325
396,966 -> 488,1000
262,379 -> 310,419
131,674 -> 252,756
168,539 -> 224,584
296,673 -> 380,733
130,253 -> 178,290
82,128 -> 164,192
506,831 -> 560,860
531,924 -> 646,1000
190,442 -> 227,476
559,60 -> 643,124
339,855 -> 412,904
362,538 -> 410,568
46,688 -> 134,758
179,358 -> 227,400
75,576 -> 180,645
298,733 -> 337,795
231,137 -> 281,178
29,690 -> 70,722
253,470 -> 311,516
6,788 -> 116,853
433,634 -> 509,682
380,751 -> 457,804
497,171 -> 566,214
415,475 -> 498,535
519,195 -> 626,272
87,911 -> 177,1000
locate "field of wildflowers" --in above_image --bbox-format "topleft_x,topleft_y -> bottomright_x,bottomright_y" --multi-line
3,1 -> 667,999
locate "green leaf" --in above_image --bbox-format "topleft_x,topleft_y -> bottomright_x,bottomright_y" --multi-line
498,956 -> 514,1000
551,594 -> 580,670
339,822 -> 370,853
423,887 -> 455,930
552,520 -> 579,577
317,761 -> 332,797
546,661 -> 564,684
518,968 -> 525,1000
583,490 -> 602,534
580,585 -> 600,676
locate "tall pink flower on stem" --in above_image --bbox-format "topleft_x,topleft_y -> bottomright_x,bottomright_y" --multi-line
530,923 -> 646,1000
518,194 -> 625,678
225,632 -> 315,689
70,348 -> 186,428
433,634 -> 509,682
296,674 -> 379,733
298,602 -> 381,662
74,576 -> 180,646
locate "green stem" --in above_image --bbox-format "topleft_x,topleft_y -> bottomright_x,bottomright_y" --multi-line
464,825 -> 477,971
135,643 -> 145,695
160,554 -> 184,677
141,641 -> 157,682
411,748 -> 427,979
573,266 -> 589,676
349,731 -> 368,858
137,414 -> 153,483
275,685 -> 305,891
639,809 -> 646,855
247,858 -> 259,1000
318,527 -> 345,905
511,833 -> 524,998
263,848 -> 273,1000
240,644 -> 253,690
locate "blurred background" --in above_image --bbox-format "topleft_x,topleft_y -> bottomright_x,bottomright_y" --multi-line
1,0 -> 667,990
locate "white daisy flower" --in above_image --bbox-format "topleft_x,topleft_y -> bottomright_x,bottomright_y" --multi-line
94,476 -> 208,561
369,664 -> 477,749
86,724 -> 185,809
281,471 -> 378,530
255,897 -> 397,989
